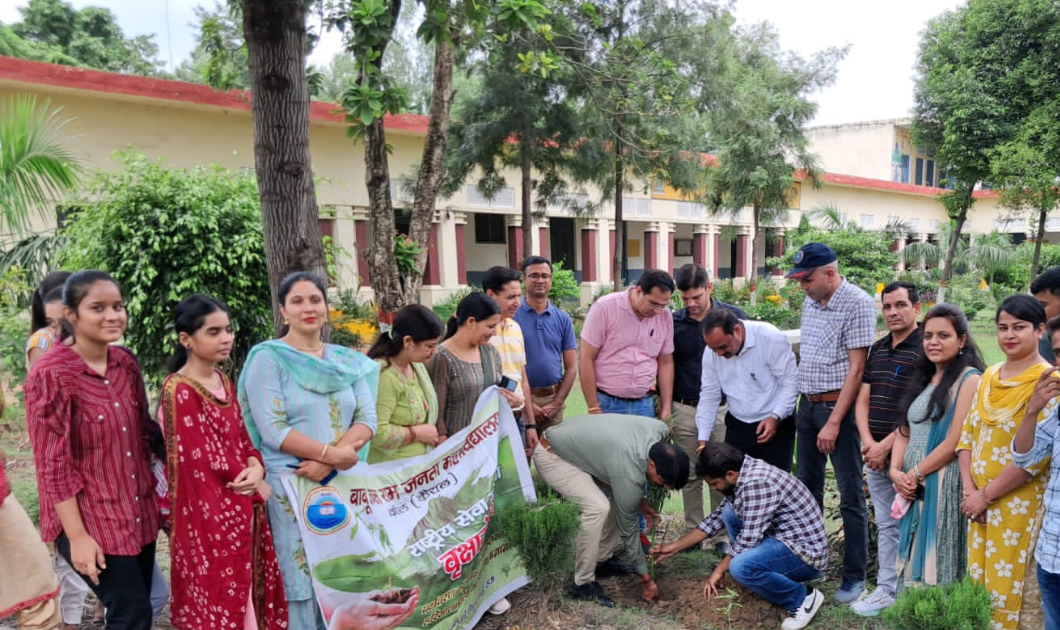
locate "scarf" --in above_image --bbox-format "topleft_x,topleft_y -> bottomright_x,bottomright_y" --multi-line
412,361 -> 440,427
238,339 -> 380,451
976,361 -> 1050,428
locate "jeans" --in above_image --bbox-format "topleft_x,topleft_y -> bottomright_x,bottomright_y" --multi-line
721,505 -> 821,610
56,533 -> 156,630
1040,565 -> 1060,630
598,391 -> 655,418
796,397 -> 868,585
865,466 -> 899,597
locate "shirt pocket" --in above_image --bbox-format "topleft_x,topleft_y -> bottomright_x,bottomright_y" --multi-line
75,407 -> 111,450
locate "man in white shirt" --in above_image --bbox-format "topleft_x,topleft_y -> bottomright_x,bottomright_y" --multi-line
696,308 -> 799,472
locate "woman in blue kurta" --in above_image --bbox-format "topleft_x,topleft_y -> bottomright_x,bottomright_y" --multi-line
238,272 -> 378,630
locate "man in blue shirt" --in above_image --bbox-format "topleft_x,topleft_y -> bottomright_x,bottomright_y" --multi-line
1013,365 -> 1060,630
514,256 -> 578,432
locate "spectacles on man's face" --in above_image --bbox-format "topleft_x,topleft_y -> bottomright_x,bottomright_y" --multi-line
526,273 -> 552,281
647,298 -> 669,310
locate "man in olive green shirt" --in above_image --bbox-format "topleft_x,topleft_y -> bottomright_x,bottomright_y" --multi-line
533,414 -> 689,606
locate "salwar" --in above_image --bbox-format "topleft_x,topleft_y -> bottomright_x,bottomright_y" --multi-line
0,495 -> 61,630
532,442 -> 622,586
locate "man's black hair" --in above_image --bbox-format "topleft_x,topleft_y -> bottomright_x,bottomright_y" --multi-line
695,442 -> 745,480
674,263 -> 709,292
881,281 -> 919,305
648,442 -> 689,490
482,266 -> 521,294
1031,267 -> 1060,296
636,269 -> 676,295
700,308 -> 741,337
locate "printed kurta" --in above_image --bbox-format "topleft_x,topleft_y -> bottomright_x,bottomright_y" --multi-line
162,372 -> 287,630
958,362 -> 1056,630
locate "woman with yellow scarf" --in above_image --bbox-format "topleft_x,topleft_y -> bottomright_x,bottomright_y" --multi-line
958,295 -> 1056,630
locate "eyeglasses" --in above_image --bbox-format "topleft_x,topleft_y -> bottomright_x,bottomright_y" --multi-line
526,273 -> 552,280
647,299 -> 669,310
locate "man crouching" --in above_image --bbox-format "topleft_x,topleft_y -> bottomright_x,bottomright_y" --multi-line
533,413 -> 689,607
652,442 -> 828,630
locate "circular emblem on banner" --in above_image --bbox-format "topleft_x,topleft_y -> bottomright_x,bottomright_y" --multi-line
794,250 -> 805,264
303,486 -> 350,535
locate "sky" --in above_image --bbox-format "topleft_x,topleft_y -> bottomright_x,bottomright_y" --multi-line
0,0 -> 963,126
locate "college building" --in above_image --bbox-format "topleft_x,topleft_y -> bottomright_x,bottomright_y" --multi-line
0,57 -> 1037,305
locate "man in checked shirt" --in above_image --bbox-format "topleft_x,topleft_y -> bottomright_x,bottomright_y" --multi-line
652,442 -> 828,630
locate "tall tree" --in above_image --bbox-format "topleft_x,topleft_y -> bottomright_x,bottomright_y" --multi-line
3,0 -> 164,76
175,1 -> 251,90
242,0 -> 328,331
330,0 -> 552,318
911,5 -> 1011,303
706,21 -> 844,276
0,95 -> 82,234
441,19 -> 581,262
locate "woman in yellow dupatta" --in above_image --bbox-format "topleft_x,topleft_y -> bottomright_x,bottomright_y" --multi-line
958,295 -> 1056,630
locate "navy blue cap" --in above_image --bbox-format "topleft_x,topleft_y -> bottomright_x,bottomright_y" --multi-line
785,243 -> 838,279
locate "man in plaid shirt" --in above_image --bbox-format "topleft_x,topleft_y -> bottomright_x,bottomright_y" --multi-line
652,442 -> 827,630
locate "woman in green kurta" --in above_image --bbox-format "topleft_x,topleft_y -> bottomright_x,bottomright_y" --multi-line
367,305 -> 445,463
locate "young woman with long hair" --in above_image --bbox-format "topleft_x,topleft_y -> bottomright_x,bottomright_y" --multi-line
366,304 -> 445,463
161,294 -> 287,629
890,303 -> 984,587
25,270 -> 164,630
958,294 -> 1057,630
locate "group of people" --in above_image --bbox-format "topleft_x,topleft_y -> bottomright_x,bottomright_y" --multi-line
5,242 -> 1060,630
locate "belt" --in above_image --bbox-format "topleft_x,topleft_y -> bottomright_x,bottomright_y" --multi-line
531,383 -> 561,397
513,408 -> 523,419
597,388 -> 649,403
804,390 -> 841,403
675,398 -> 698,407
539,433 -> 554,453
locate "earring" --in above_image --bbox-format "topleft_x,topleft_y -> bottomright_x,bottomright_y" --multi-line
959,348 -> 964,355
283,317 -> 289,324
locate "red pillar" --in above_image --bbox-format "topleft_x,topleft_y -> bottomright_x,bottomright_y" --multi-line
667,231 -> 675,274
693,232 -> 708,267
771,235 -> 785,276
581,228 -> 597,282
712,233 -> 720,278
538,226 -> 549,259
455,223 -> 467,284
644,230 -> 659,270
508,224 -> 524,268
354,218 -> 371,285
889,238 -> 900,253
736,233 -> 749,279
425,223 -> 441,285
609,227 -> 617,277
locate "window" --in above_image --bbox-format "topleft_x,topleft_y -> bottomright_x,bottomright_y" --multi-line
547,192 -> 590,212
677,202 -> 703,219
652,180 -> 666,194
860,214 -> 875,228
474,214 -> 506,244
925,160 -> 936,187
915,158 -> 924,186
465,185 -> 515,208
621,196 -> 652,217
900,155 -> 911,184
930,219 -> 941,229
909,218 -> 921,229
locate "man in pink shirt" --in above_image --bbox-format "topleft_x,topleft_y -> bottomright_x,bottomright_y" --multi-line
580,270 -> 676,419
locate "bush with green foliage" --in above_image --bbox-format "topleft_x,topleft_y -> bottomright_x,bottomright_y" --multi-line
882,578 -> 991,630
771,216 -> 899,294
58,151 -> 272,384
547,260 -> 579,305
494,493 -> 580,597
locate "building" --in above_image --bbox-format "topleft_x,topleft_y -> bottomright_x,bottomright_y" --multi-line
0,58 -> 1031,305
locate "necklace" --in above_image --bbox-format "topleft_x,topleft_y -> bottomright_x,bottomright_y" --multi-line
284,337 -> 325,354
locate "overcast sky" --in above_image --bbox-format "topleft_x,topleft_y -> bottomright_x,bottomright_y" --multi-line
1,0 -> 963,126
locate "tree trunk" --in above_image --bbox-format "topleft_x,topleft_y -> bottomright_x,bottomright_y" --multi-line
752,203 -> 762,281
243,0 -> 327,336
612,140 -> 624,291
405,38 -> 456,304
938,212 -> 967,304
1032,205 -> 1048,281
364,116 -> 402,315
521,138 -> 533,264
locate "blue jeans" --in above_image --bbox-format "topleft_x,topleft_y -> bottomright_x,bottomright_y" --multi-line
721,505 -> 821,610
598,391 -> 655,418
1040,564 -> 1060,630
795,397 -> 867,585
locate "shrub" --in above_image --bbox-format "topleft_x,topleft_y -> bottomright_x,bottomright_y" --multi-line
774,217 -> 899,294
882,578 -> 991,630
58,151 -> 272,384
547,260 -> 579,305
494,493 -> 580,598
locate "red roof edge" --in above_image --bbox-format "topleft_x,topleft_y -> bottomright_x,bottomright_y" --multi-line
0,56 -> 430,134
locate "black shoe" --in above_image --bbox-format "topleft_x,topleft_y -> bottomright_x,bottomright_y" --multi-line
596,556 -> 638,577
568,581 -> 615,607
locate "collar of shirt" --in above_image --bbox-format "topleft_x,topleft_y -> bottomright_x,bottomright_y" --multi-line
880,326 -> 923,355
54,343 -> 123,376
520,298 -> 555,316
810,277 -> 854,311
736,322 -> 759,357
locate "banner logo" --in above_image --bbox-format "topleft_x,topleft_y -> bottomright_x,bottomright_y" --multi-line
303,486 -> 350,535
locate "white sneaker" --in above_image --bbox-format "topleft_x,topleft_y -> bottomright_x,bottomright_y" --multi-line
850,589 -> 895,617
782,588 -> 823,630
488,596 -> 511,615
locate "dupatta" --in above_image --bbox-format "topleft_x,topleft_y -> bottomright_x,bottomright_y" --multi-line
161,372 -> 288,629
238,339 -> 380,453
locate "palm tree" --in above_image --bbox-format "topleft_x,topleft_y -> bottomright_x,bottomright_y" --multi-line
900,227 -> 1015,285
0,95 -> 83,235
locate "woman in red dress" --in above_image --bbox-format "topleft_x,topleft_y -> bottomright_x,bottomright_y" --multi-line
160,294 -> 287,629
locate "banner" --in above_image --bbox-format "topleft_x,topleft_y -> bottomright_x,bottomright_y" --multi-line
283,387 -> 536,630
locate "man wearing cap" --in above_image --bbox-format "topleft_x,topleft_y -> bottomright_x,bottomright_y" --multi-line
786,242 -> 876,605
532,414 -> 689,607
